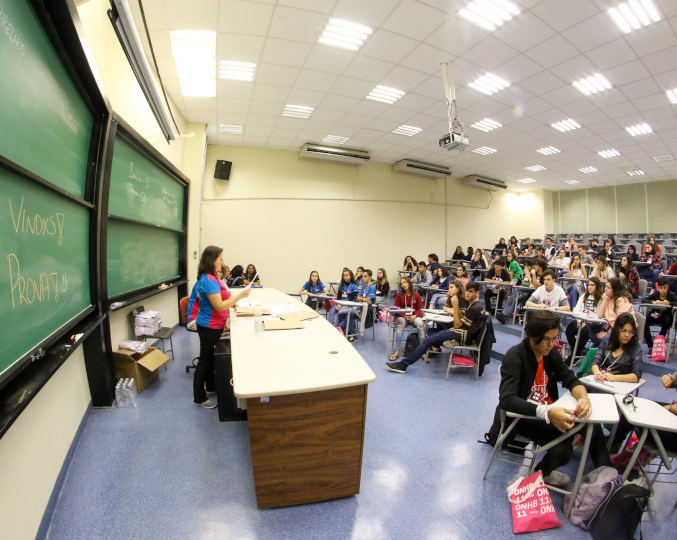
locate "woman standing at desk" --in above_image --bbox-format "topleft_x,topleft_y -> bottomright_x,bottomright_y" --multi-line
188,246 -> 250,409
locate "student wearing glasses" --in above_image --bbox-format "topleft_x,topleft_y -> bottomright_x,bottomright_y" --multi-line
498,310 -> 610,487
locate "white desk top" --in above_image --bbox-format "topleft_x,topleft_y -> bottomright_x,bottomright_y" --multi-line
580,375 -> 646,395
552,392 -> 619,424
614,395 -> 677,432
230,288 -> 376,398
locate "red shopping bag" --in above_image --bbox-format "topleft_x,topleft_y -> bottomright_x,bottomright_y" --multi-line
378,307 -> 392,323
611,432 -> 652,470
650,334 -> 667,362
451,353 -> 476,367
507,471 -> 562,534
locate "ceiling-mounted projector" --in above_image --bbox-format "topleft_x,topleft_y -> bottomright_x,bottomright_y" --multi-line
439,132 -> 469,151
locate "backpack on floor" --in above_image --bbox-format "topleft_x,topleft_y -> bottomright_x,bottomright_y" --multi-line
565,466 -> 623,530
588,482 -> 650,540
404,332 -> 420,356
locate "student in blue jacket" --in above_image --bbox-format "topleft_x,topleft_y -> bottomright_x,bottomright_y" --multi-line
299,270 -> 327,309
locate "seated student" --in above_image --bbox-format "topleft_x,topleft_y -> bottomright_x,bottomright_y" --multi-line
642,234 -> 662,255
389,277 -> 425,361
643,276 -> 677,350
508,236 -> 519,253
455,264 -> 469,288
299,270 -> 327,309
606,236 -> 621,255
617,255 -> 640,298
564,277 -> 605,363
492,237 -> 508,258
524,243 -> 537,257
502,258 -> 536,321
543,236 -> 556,264
469,249 -> 487,281
599,240 -> 614,261
402,255 -> 417,272
588,237 -> 600,255
536,246 -> 547,261
669,260 -> 677,295
626,244 -> 639,262
498,310 -> 609,486
450,245 -> 466,261
639,243 -> 662,285
589,255 -> 615,281
564,235 -> 577,256
215,264 -> 229,287
465,246 -> 474,261
375,268 -> 390,302
427,253 -> 441,274
566,253 -> 588,307
328,268 -> 358,325
411,261 -> 433,286
505,250 -> 523,284
353,266 -> 364,285
525,269 -> 570,312
650,372 -> 677,451
578,245 -> 595,270
337,269 -> 376,341
552,248 -> 570,273
484,257 -> 511,323
385,282 -> 485,373
521,237 -> 532,253
425,280 -> 469,357
243,264 -> 261,287
227,264 -> 244,287
429,266 -> 451,309
596,278 -> 634,342
592,312 -> 642,383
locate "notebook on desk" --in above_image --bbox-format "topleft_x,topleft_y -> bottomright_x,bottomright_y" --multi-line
280,310 -> 320,322
263,319 -> 305,331
235,306 -> 272,316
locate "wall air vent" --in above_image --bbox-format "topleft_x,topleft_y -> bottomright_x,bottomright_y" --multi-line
463,175 -> 507,191
392,159 -> 450,178
298,143 -> 370,165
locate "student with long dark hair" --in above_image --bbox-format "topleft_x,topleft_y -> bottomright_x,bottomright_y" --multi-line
328,268 -> 358,325
451,246 -> 465,261
429,266 -> 451,309
389,277 -> 425,361
299,270 -> 327,309
375,268 -> 390,300
564,277 -> 604,363
617,255 -> 639,298
402,255 -> 417,272
597,278 -> 634,342
187,246 -> 250,408
243,264 -> 261,286
591,312 -> 642,383
227,264 -> 244,287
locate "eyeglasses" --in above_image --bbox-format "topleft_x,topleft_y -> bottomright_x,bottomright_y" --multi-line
541,337 -> 559,345
620,329 -> 635,335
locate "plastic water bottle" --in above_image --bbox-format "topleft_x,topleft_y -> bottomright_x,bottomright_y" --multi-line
255,320 -> 263,335
125,378 -> 138,407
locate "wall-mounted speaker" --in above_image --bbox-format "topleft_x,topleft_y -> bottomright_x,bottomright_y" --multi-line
214,160 -> 232,180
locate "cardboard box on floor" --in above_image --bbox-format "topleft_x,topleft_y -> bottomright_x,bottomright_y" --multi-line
113,347 -> 169,392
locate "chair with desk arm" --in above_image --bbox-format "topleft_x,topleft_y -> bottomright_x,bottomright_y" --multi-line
444,313 -> 490,380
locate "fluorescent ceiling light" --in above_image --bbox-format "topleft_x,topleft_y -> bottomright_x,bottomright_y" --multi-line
218,124 -> 243,134
608,1 -> 661,33
366,85 -> 405,104
598,149 -> 620,158
472,146 -> 497,155
652,154 -> 674,162
218,60 -> 256,81
525,165 -> 546,172
322,135 -> 349,145
551,118 -> 581,132
470,118 -> 502,132
572,73 -> 612,96
459,0 -> 521,32
536,146 -> 560,155
626,169 -> 645,176
393,125 -> 422,136
578,166 -> 597,174
319,18 -> 372,51
517,178 -> 536,184
625,122 -> 652,136
563,179 -> 581,185
170,30 -> 216,97
469,73 -> 510,95
282,104 -> 314,118
666,89 -> 677,104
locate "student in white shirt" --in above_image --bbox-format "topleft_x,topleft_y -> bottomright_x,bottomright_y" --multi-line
525,269 -> 570,311
564,277 -> 604,363
589,255 -> 615,281
552,248 -> 570,273
543,237 -> 556,264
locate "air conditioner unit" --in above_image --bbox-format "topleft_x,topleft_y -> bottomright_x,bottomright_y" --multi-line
463,175 -> 507,191
299,144 -> 370,165
392,159 -> 451,178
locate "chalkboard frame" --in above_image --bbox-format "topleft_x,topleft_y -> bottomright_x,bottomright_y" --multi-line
0,0 -> 112,435
101,115 -> 189,306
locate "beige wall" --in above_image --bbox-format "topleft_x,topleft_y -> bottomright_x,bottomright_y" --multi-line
0,348 -> 90,540
0,3 -> 207,537
202,145 -> 545,292
548,179 -> 677,235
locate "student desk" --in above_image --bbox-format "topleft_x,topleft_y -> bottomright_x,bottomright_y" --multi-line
614,395 -> 677,481
229,289 -> 376,508
579,374 -> 646,395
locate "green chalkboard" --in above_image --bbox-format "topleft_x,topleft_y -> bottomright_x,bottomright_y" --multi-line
0,165 -> 91,382
0,0 -> 93,199
109,136 -> 184,230
107,220 -> 180,298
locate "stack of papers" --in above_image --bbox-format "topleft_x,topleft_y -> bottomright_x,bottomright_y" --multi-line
119,340 -> 148,354
134,310 -> 161,337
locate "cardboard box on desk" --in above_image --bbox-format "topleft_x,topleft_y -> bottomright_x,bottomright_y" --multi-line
112,347 -> 169,392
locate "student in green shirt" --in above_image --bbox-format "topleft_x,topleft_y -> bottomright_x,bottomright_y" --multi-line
506,250 -> 523,284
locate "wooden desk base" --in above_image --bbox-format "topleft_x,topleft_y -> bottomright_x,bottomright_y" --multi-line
246,384 -> 368,508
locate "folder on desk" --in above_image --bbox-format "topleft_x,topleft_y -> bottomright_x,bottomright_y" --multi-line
235,306 -> 272,316
263,319 -> 305,331
280,310 -> 320,322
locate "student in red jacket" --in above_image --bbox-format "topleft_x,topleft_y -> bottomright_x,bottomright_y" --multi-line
389,277 -> 425,361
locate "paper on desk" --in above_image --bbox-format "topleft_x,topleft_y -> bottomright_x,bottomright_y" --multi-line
280,310 -> 320,322
237,299 -> 261,307
269,304 -> 298,316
